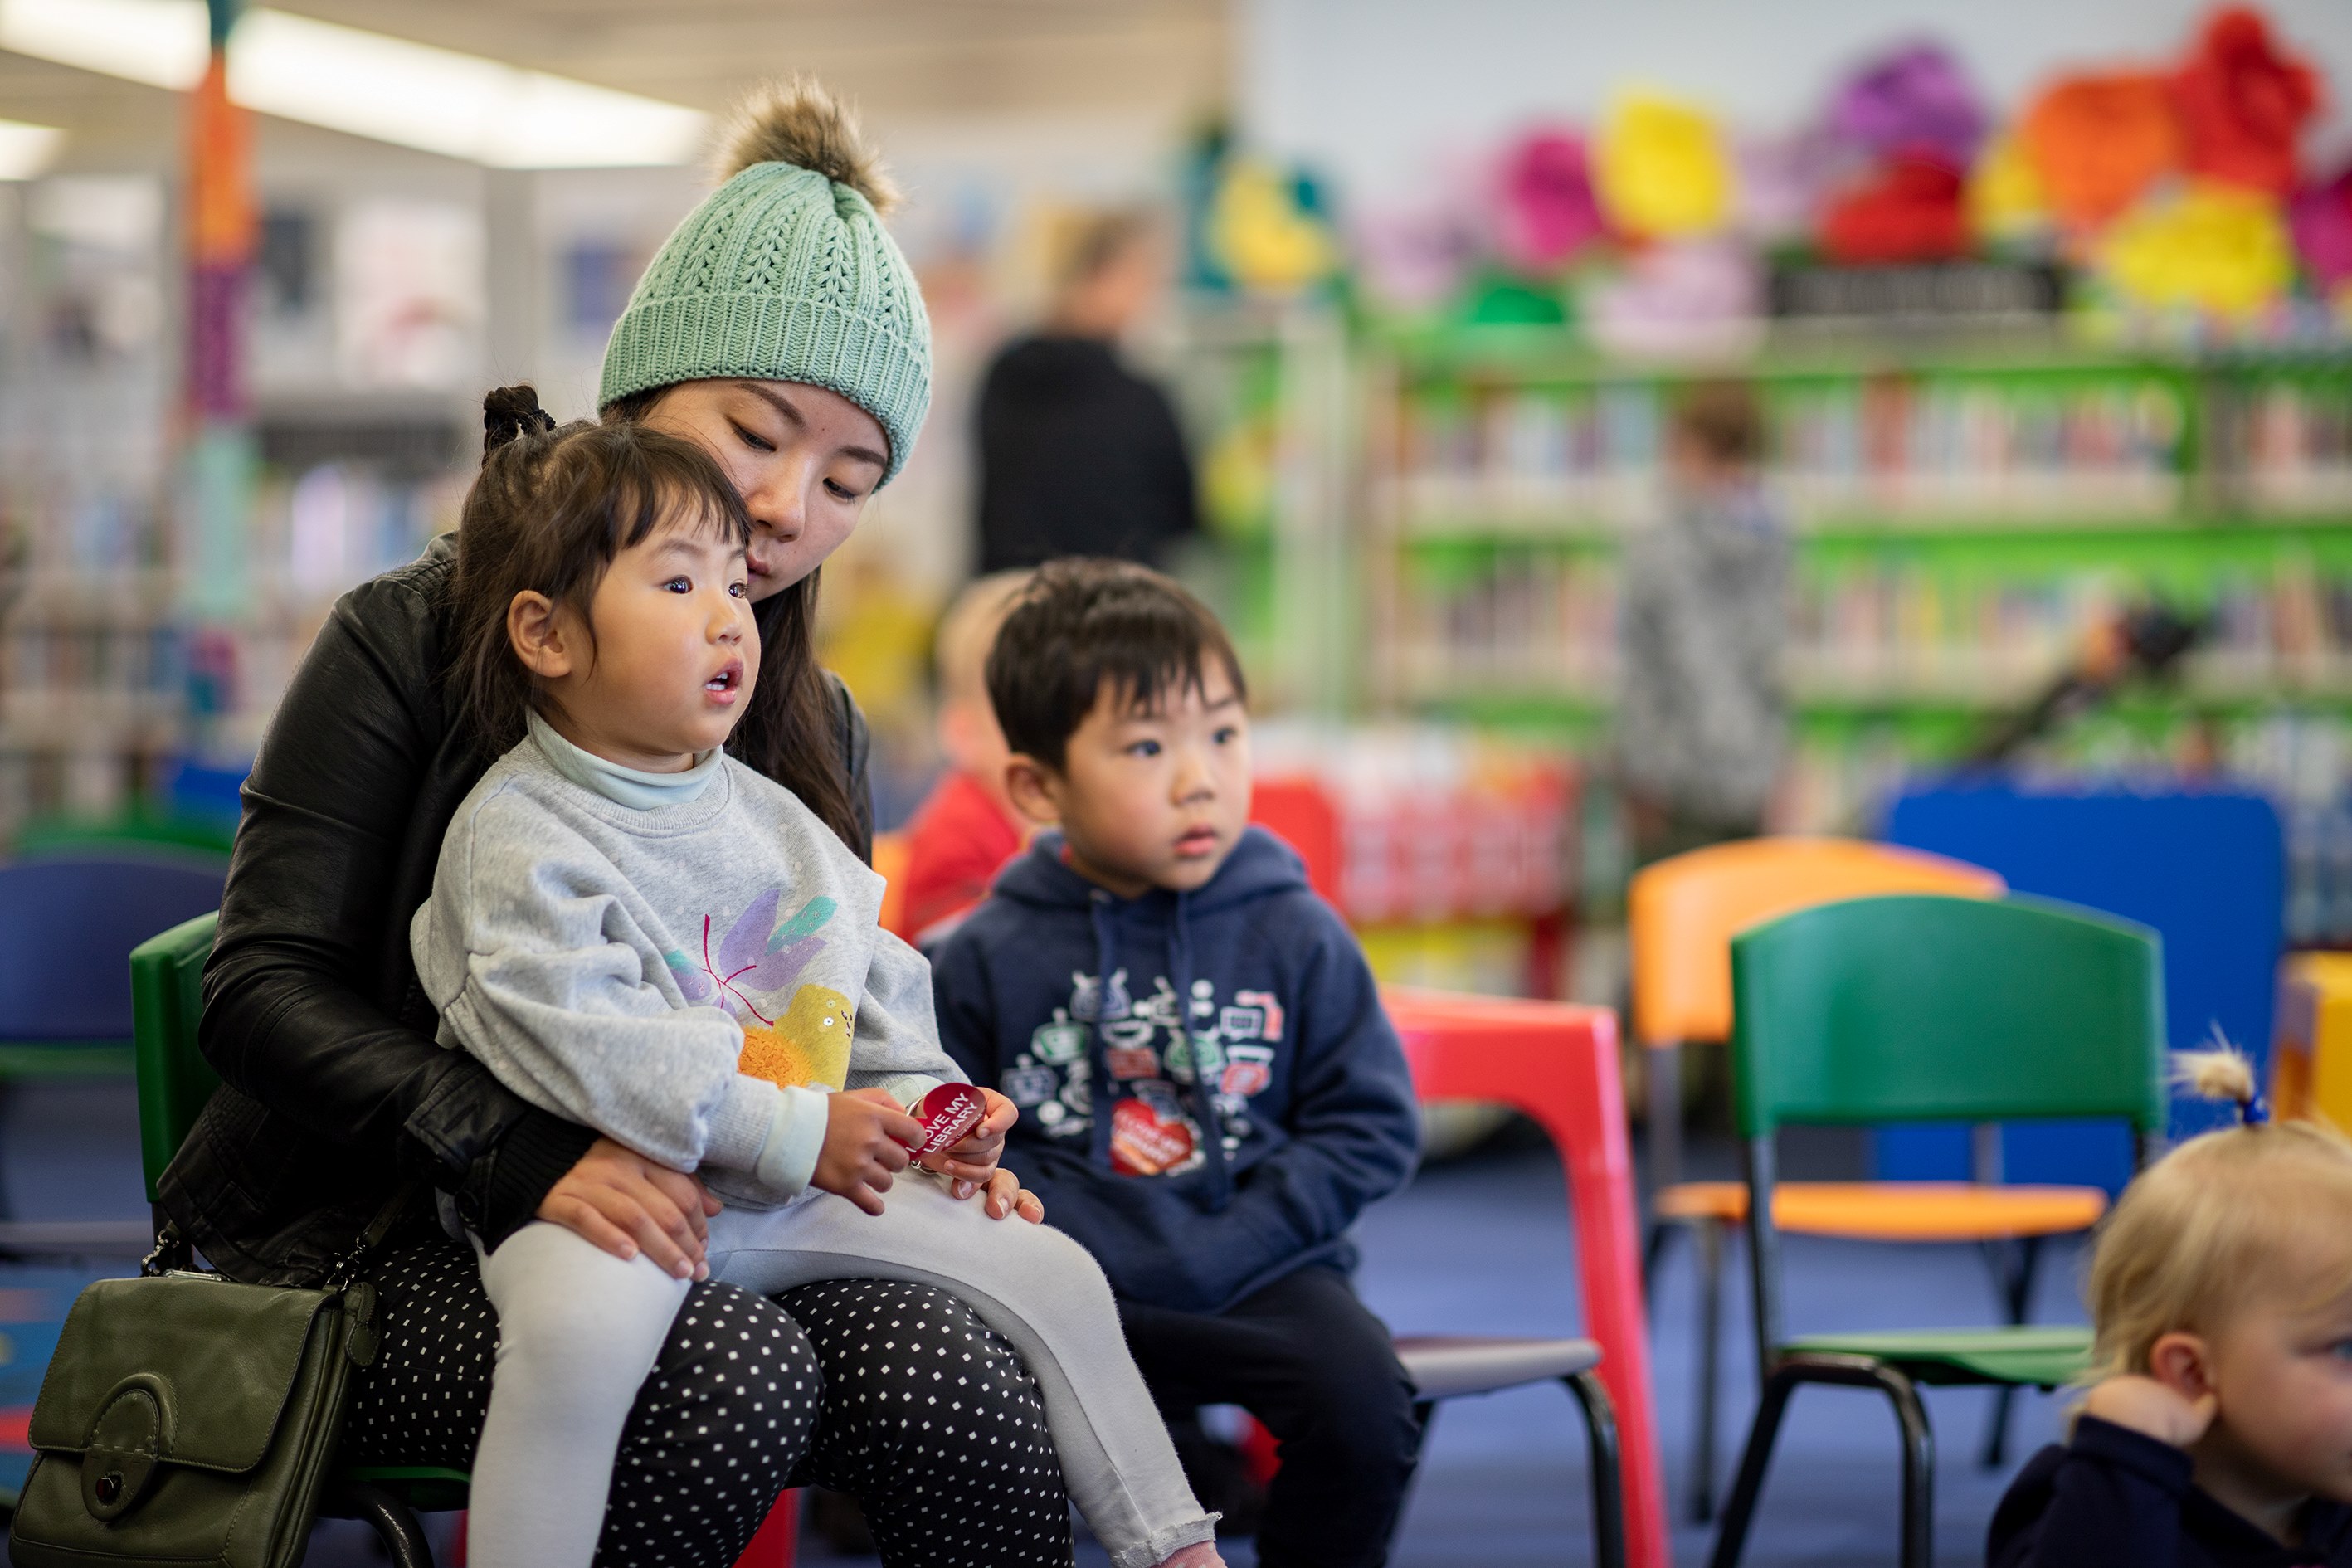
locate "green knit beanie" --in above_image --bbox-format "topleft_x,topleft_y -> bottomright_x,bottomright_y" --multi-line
600,82 -> 931,485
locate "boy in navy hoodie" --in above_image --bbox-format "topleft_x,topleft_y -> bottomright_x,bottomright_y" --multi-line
931,559 -> 1423,1568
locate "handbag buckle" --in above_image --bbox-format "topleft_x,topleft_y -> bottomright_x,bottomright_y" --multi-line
81,1385 -> 163,1522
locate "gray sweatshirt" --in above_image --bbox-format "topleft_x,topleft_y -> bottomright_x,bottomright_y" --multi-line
411,716 -> 960,1210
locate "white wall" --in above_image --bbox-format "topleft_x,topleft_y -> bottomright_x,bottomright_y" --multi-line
1239,0 -> 2352,205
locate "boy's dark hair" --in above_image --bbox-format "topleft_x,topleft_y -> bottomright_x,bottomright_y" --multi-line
986,558 -> 1246,772
450,387 -> 842,808
1671,378 -> 1767,467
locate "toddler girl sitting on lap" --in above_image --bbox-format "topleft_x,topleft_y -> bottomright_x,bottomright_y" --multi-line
412,392 -> 1220,1568
1990,1051 -> 2352,1566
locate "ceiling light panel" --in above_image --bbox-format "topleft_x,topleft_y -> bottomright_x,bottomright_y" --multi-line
0,114 -> 64,178
0,0 -> 707,167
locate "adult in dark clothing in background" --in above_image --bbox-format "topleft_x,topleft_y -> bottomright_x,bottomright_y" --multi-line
976,210 -> 1198,571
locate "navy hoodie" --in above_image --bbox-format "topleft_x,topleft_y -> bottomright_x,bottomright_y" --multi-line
1989,1417 -> 2352,1567
931,827 -> 1421,1314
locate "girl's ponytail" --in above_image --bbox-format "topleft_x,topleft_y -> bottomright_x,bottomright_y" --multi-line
2172,1032 -> 2267,1126
483,384 -> 558,458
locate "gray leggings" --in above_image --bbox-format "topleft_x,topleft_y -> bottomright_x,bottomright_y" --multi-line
470,1176 -> 1213,1568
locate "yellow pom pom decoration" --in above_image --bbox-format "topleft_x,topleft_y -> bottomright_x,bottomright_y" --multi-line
1966,130 -> 2049,243
2101,182 -> 2292,320
1595,91 -> 1735,240
1209,159 -> 1338,295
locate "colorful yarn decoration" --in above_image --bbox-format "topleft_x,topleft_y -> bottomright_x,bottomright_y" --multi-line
1583,240 -> 1763,359
2021,71 -> 2184,228
1820,153 -> 1968,265
1595,91 -> 1736,240
1496,129 -> 1605,273
2173,5 -> 2323,197
1353,195 -> 1483,310
1736,130 -> 1859,242
1208,158 -> 1340,295
2290,164 -> 2352,291
2102,182 -> 2293,319
1967,130 -> 2052,243
1828,41 -> 1988,168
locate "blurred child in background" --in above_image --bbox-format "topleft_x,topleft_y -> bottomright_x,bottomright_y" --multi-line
1989,1053 -> 2352,1566
1617,379 -> 1790,864
898,570 -> 1032,942
932,559 -> 1423,1568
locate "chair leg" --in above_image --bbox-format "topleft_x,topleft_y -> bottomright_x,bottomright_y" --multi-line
1707,1355 -> 1936,1568
1705,1359 -> 1798,1568
1883,1366 -> 1935,1568
1565,1371 -> 1626,1568
327,1480 -> 436,1568
1977,1235 -> 2045,1470
1642,1216 -> 1673,1285
1692,1215 -> 1725,1523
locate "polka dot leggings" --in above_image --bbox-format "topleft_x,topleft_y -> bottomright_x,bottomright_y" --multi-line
343,1239 -> 1074,1568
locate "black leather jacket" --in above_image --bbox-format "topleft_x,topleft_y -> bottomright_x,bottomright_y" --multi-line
158,536 -> 873,1285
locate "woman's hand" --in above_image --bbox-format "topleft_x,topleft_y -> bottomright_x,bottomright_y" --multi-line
815,1088 -> 923,1215
2082,1375 -> 2217,1449
928,1087 -> 1017,1196
971,1167 -> 1045,1224
537,1136 -> 723,1280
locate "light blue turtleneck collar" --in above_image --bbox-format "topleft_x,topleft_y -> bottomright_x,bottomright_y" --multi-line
528,711 -> 723,811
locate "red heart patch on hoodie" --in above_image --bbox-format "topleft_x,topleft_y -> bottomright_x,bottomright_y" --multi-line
1109,1098 -> 1195,1176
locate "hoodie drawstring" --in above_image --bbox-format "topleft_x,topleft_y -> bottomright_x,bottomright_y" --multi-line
1085,892 -> 1120,1176
1169,889 -> 1235,1210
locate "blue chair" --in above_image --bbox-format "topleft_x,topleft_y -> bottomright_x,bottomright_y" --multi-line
0,855 -> 226,1253
1881,781 -> 2284,1186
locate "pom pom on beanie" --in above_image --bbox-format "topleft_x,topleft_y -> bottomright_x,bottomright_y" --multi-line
716,76 -> 902,216
600,75 -> 931,485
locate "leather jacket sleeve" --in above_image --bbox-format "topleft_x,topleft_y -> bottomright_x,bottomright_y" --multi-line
197,563 -> 588,1241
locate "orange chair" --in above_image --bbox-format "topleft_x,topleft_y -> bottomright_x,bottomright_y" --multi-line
2273,952 -> 2352,1132
1629,839 -> 2105,1520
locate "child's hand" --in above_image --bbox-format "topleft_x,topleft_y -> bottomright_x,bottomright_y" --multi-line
967,1167 -> 1045,1224
2082,1375 -> 2218,1449
815,1089 -> 923,1215
926,1087 -> 1017,1191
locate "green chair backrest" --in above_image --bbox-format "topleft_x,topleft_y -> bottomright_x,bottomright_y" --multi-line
1730,894 -> 2169,1140
129,913 -> 222,1203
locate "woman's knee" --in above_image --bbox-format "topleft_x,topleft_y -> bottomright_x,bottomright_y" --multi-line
783,1278 -> 1043,1412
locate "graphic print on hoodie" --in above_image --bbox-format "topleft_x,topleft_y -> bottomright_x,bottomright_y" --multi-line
931,826 -> 1421,1314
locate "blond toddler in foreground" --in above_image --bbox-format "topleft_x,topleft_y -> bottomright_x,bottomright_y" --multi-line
1988,1050 -> 2352,1566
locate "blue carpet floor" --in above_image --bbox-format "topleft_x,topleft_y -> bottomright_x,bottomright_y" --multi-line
0,1085 -> 2091,1566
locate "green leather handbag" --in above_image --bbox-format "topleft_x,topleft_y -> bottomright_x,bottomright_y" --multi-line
8,1196 -> 404,1568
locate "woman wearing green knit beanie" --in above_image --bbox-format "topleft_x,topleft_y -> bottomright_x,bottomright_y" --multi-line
177,75 -> 1081,1568
597,75 -> 934,853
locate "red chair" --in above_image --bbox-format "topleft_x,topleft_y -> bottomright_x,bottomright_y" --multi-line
733,1493 -> 798,1568
1383,987 -> 1668,1568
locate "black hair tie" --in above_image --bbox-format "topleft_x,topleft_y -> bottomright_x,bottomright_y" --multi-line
482,385 -> 557,457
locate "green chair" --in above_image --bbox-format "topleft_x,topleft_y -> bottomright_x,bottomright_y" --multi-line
129,913 -> 466,1567
1706,894 -> 2167,1568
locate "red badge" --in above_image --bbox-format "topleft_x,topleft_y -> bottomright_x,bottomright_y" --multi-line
1220,1060 -> 1271,1098
1105,1045 -> 1159,1080
1108,1098 -> 1195,1176
907,1083 -> 986,1161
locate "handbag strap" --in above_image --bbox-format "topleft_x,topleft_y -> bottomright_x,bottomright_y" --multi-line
320,1178 -> 427,1293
